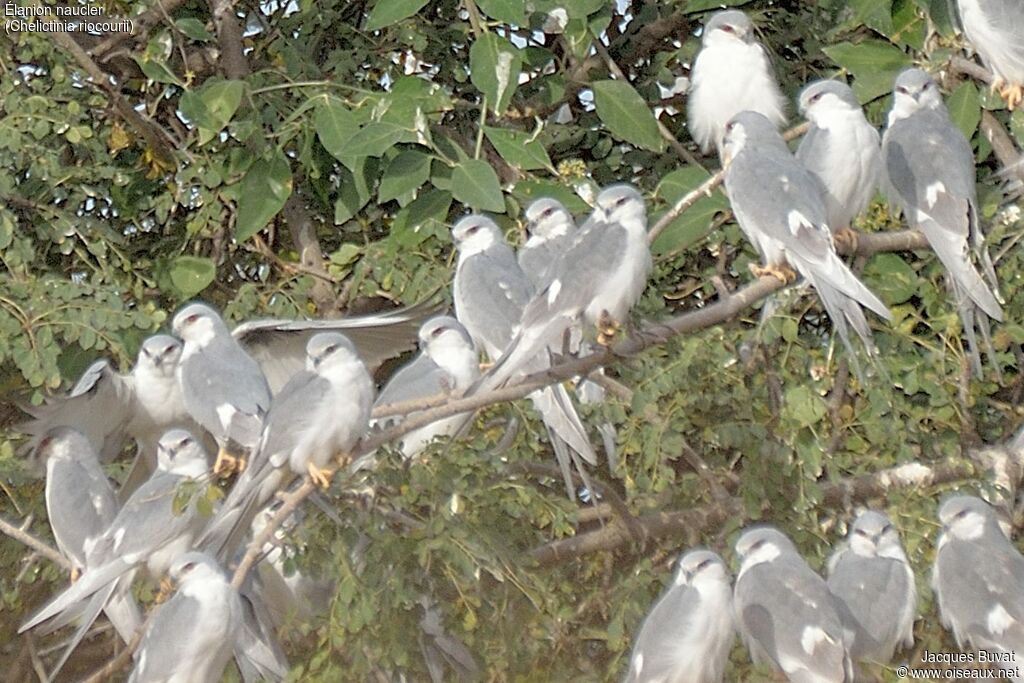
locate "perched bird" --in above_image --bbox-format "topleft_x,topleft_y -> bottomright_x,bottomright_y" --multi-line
173,303 -> 272,476
21,429 -> 209,677
373,316 -> 480,459
22,335 -> 202,494
933,495 -> 1024,675
199,333 -> 374,560
883,68 -> 1003,377
127,552 -> 242,683
733,526 -> 852,682
955,0 -> 1024,109
38,427 -> 118,577
826,511 -> 916,664
796,80 -> 882,246
518,197 -> 578,289
623,549 -> 735,683
723,110 -> 892,373
688,9 -> 787,156
451,214 -> 599,490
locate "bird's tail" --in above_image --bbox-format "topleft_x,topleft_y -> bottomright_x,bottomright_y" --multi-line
921,218 -> 1003,322
20,557 -> 130,633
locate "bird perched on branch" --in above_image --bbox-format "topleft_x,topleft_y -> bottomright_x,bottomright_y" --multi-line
882,68 -> 1003,377
796,79 -> 882,249
733,526 -> 853,682
127,552 -> 242,683
826,511 -> 916,667
955,0 -> 1024,109
932,495 -> 1024,677
688,9 -> 787,157
624,549 -> 735,683
518,197 -> 578,289
723,110 -> 892,375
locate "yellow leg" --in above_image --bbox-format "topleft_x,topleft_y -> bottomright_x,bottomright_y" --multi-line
1000,83 -> 1023,111
307,461 -> 333,489
69,567 -> 81,584
596,312 -> 620,346
832,227 -> 859,253
749,262 -> 798,285
154,577 -> 175,604
213,448 -> 247,477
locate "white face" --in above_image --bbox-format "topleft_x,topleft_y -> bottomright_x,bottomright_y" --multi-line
941,501 -> 989,541
307,335 -> 362,376
138,336 -> 182,376
596,188 -> 645,226
890,74 -> 942,122
525,200 -> 574,240
169,554 -> 221,584
172,306 -> 218,347
451,217 -> 499,256
156,429 -> 206,474
721,119 -> 748,163
675,551 -> 730,589
703,14 -> 752,47
736,530 -> 784,570
801,90 -> 851,123
848,514 -> 903,559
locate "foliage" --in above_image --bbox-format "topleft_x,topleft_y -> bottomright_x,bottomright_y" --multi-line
1,0 -> 1023,680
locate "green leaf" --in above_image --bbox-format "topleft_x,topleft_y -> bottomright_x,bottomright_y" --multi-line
175,18 -> 214,41
315,98 -> 361,160
391,190 -> 453,246
470,32 -> 523,115
591,80 -> 665,152
823,40 -> 911,102
379,150 -> 432,204
511,181 -> 590,213
651,167 -> 728,255
365,0 -> 430,30
345,122 -> 405,157
134,57 -> 183,87
863,253 -> 919,305
476,0 -> 524,24
946,80 -> 981,141
167,256 -> 216,298
451,159 -> 505,212
783,385 -> 828,428
847,0 -> 893,36
180,80 -> 244,145
483,126 -> 553,171
235,150 -> 292,242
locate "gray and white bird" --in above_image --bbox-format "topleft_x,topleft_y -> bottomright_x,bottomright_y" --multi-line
128,552 -> 243,683
518,197 -> 578,289
956,0 -> 1024,109
883,68 -> 1003,377
21,429 -> 210,676
734,526 -> 852,682
933,495 -> 1024,676
826,511 -> 916,664
38,427 -> 118,577
199,332 -> 374,560
688,9 -> 787,156
173,303 -> 272,476
373,316 -> 480,459
796,80 -> 882,244
451,214 -> 600,486
723,110 -> 892,371
623,549 -> 735,683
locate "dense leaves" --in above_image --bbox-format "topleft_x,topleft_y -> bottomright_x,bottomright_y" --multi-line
1,0 -> 1024,680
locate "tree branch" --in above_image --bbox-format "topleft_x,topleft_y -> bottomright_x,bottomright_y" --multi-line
0,515 -> 70,571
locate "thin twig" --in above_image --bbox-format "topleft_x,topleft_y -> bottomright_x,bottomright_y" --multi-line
0,515 -> 70,570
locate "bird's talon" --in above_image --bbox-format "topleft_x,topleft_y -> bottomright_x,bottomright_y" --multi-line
749,263 -> 797,284
155,577 -> 175,604
212,450 -> 240,478
1000,83 -> 1023,111
69,567 -> 81,584
307,462 -> 333,489
832,227 -> 859,253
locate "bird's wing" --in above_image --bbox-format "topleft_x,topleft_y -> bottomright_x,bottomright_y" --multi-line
46,456 -> 118,567
375,353 -> 446,408
21,360 -> 135,462
454,245 -> 533,356
234,297 -> 443,392
129,593 -> 206,682
624,584 -> 700,683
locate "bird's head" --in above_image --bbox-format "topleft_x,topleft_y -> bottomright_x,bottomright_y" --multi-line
734,526 -> 795,570
702,9 -> 756,47
890,68 -> 943,121
674,549 -> 730,589
418,316 -> 474,354
722,110 -> 778,163
172,303 -> 225,348
798,79 -> 860,121
938,495 -> 993,541
846,510 -> 904,559
524,198 -> 574,242
137,334 -> 183,377
594,184 -> 646,227
156,429 -> 209,477
35,426 -> 92,464
168,551 -> 226,591
306,332 -> 364,376
451,215 -> 501,257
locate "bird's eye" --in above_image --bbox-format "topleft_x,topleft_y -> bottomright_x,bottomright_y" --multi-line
895,86 -> 907,95
725,121 -> 736,132
922,82 -> 931,90
324,344 -> 339,355
431,326 -> 445,338
810,92 -> 823,103
185,313 -> 200,325
751,539 -> 763,550
955,509 -> 968,519
178,436 -> 192,450
615,197 -> 628,207
721,24 -> 735,33
39,436 -> 53,450
181,561 -> 196,573
164,344 -> 176,355
695,559 -> 710,571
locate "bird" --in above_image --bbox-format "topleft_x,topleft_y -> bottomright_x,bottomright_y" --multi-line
198,332 -> 374,560
826,511 -> 916,665
733,526 -> 852,682
450,213 -> 600,490
722,110 -> 892,374
623,549 -> 735,683
21,334 -> 203,495
796,79 -> 882,248
688,9 -> 787,156
20,429 -> 210,677
932,495 -> 1024,676
955,0 -> 1024,110
173,303 -> 272,477
127,552 -> 243,683
38,426 -> 118,579
373,315 -> 480,459
883,67 -> 1003,377
518,197 -> 578,289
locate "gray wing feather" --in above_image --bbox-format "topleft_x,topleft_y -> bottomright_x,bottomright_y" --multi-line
827,554 -> 914,660
46,457 -> 117,567
375,354 -> 446,408
454,244 -> 533,357
624,585 -> 699,683
129,594 -> 204,682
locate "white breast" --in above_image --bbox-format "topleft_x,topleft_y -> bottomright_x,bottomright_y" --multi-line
958,0 -> 1024,83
